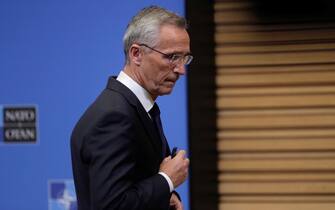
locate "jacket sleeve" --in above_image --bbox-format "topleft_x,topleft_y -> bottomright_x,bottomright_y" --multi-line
81,111 -> 171,210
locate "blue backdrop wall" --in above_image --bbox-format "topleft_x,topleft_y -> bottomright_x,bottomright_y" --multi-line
0,1 -> 189,209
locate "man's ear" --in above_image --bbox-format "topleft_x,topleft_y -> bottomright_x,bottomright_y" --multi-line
129,44 -> 142,65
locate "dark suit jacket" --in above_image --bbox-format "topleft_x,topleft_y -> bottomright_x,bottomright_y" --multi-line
71,77 -> 172,210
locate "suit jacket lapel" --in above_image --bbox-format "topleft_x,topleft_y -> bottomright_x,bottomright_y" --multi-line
106,76 -> 163,159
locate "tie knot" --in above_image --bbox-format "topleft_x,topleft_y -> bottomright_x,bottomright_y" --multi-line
149,103 -> 160,118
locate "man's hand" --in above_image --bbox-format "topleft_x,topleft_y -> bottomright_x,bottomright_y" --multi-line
169,193 -> 183,210
159,150 -> 189,188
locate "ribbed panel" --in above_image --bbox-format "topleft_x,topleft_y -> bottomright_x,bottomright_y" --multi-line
215,1 -> 335,210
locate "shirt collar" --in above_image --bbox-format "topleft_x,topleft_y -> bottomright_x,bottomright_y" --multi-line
116,71 -> 154,112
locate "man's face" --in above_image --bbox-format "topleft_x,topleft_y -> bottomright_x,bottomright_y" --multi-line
139,25 -> 190,99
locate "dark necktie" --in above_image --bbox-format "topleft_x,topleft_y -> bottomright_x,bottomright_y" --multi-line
149,103 -> 167,157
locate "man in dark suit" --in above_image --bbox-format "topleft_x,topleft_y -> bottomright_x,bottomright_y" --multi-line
70,6 -> 193,210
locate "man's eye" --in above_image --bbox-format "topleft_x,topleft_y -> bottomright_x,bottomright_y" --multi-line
169,54 -> 182,61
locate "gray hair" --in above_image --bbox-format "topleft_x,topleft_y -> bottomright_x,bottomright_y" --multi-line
123,6 -> 187,64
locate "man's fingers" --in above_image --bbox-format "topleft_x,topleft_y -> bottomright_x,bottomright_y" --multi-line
163,156 -> 171,162
177,202 -> 183,210
175,150 -> 187,158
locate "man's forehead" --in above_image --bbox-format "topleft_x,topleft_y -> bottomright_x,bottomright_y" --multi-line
158,26 -> 189,43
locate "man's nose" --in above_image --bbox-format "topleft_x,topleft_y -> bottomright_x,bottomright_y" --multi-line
173,63 -> 186,75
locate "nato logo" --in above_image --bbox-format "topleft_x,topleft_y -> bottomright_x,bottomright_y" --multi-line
48,180 -> 77,210
0,105 -> 38,143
